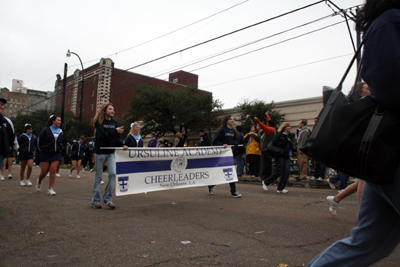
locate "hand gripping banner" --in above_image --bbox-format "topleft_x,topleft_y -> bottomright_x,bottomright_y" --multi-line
114,147 -> 238,196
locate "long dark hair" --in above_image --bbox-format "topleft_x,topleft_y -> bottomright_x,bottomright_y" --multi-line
356,0 -> 400,32
93,103 -> 113,126
46,115 -> 59,127
219,114 -> 232,130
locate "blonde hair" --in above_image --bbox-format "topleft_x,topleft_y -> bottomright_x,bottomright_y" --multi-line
129,122 -> 140,135
278,122 -> 290,133
175,132 -> 182,139
93,103 -> 113,126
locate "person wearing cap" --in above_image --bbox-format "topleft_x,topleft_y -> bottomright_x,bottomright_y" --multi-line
0,97 -> 19,181
36,115 -> 63,196
198,129 -> 210,146
148,132 -> 158,147
124,122 -> 144,148
162,134 -> 169,147
17,123 -> 38,186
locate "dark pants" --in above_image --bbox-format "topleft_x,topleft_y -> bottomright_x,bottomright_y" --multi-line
314,161 -> 325,178
82,156 -> 93,169
329,172 -> 349,190
260,151 -> 272,178
208,182 -> 237,194
263,157 -> 291,191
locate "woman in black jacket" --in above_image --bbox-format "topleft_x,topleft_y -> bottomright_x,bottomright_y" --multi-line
17,123 -> 37,186
261,122 -> 294,194
124,122 -> 143,148
37,115 -> 63,196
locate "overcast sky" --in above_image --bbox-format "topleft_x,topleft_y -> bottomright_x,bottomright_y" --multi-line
1,0 -> 364,109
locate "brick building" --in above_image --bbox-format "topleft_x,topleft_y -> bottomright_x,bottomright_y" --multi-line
54,58 -> 205,134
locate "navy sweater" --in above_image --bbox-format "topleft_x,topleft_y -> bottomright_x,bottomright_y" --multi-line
94,119 -> 124,154
38,126 -> 64,154
18,133 -> 37,154
212,126 -> 237,146
124,134 -> 144,148
361,9 -> 400,117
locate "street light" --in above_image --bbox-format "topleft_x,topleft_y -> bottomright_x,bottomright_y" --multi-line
66,49 -> 84,136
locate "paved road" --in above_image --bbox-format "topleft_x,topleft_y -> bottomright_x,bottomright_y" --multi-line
1,165 -> 398,267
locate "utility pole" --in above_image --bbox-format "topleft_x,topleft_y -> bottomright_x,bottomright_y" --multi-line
61,63 -> 68,129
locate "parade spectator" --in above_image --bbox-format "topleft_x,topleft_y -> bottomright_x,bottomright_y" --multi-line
148,133 -> 158,147
175,132 -> 185,147
17,123 -> 37,186
91,103 -> 128,209
124,122 -> 143,148
162,134 -> 169,147
36,115 -> 63,196
233,126 -> 245,178
262,122 -> 294,194
209,114 -> 242,198
327,171 -> 349,192
69,136 -> 85,179
255,112 -> 276,179
198,129 -> 210,146
308,1 -> 400,265
296,119 -> 311,181
243,125 -> 261,177
0,97 -> 18,181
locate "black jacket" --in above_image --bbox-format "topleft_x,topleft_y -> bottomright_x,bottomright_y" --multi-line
0,115 -> 18,156
199,133 -> 210,146
94,119 -> 124,154
124,134 -> 144,148
272,132 -> 294,159
38,126 -> 64,154
71,141 -> 85,157
18,133 -> 37,154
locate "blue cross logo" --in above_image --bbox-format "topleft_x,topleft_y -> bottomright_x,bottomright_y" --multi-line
118,176 -> 129,192
223,168 -> 234,181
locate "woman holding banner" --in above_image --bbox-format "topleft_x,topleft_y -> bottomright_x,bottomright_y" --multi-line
209,114 -> 242,198
91,103 -> 128,210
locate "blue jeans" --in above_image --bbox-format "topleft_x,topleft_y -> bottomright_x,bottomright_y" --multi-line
307,166 -> 400,266
92,153 -> 116,204
235,154 -> 244,176
329,172 -> 348,190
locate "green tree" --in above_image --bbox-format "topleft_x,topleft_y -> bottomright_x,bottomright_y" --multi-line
124,84 -> 224,140
236,99 -> 285,133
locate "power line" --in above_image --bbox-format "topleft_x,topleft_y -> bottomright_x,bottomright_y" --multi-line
202,53 -> 354,88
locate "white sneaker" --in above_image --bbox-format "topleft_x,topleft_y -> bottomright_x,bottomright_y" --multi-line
47,188 -> 57,196
310,177 -> 317,181
47,173 -> 50,177
262,180 -> 268,191
327,179 -> 336,190
36,179 -> 42,191
90,169 -> 94,173
36,165 -> 39,168
317,177 -> 324,182
20,180 -> 26,186
101,180 -> 105,185
25,179 -> 32,186
326,196 -> 339,216
1,176 -> 5,181
77,175 -> 81,179
82,168 -> 85,172
69,170 -> 72,177
56,173 -> 61,177
8,173 -> 12,179
277,189 -> 288,194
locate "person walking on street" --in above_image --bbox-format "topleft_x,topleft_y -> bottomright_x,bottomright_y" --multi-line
69,136 -> 85,179
36,115 -> 63,196
262,122 -> 294,194
296,119 -> 311,181
0,97 -> 18,181
91,103 -> 128,210
209,115 -> 242,198
255,112 -> 276,179
17,123 -> 37,186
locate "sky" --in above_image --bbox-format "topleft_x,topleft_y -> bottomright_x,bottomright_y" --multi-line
0,0 -> 365,109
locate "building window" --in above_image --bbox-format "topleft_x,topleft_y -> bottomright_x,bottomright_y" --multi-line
173,78 -> 178,83
90,118 -> 93,125
92,90 -> 94,97
68,98 -> 70,104
91,104 -> 93,111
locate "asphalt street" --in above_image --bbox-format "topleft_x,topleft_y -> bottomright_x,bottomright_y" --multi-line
1,165 -> 399,267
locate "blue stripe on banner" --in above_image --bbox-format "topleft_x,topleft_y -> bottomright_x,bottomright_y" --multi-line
116,156 -> 234,175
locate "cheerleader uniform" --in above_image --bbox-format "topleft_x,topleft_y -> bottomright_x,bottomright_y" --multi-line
38,126 -> 64,162
18,133 -> 37,161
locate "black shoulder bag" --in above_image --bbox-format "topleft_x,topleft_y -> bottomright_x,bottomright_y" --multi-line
300,30 -> 400,185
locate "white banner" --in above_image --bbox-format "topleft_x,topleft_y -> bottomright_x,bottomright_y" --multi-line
114,146 -> 238,196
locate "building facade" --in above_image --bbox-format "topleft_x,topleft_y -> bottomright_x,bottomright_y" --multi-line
54,58 -> 203,132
